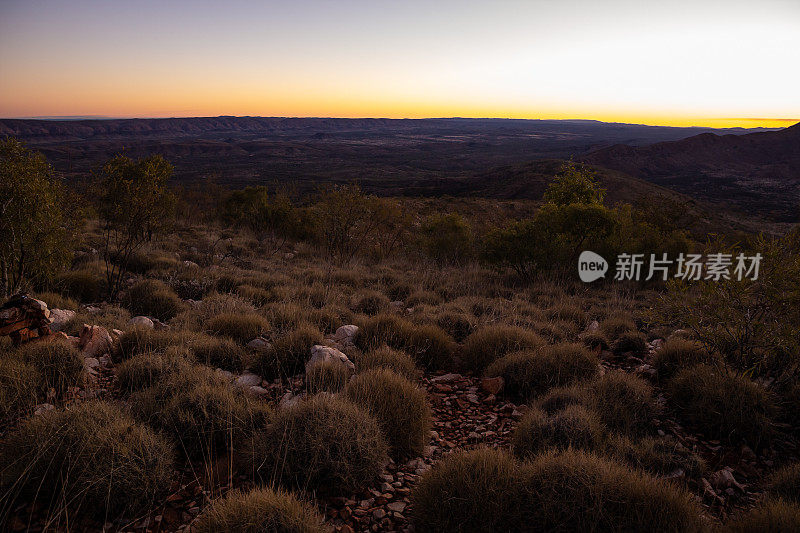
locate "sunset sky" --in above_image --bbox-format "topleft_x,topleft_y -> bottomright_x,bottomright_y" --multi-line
1,0 -> 798,127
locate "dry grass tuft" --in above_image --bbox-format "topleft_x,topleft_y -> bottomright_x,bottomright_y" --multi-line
461,325 -> 544,373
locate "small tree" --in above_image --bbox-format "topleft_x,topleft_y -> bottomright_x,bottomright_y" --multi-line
97,154 -> 176,301
313,184 -> 386,263
218,186 -> 310,255
0,138 -> 78,296
418,213 -> 473,264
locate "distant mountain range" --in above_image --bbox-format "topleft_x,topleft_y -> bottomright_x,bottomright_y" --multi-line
585,122 -> 800,221
1,116 -> 796,222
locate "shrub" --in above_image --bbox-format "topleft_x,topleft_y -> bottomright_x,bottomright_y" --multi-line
346,368 -> 431,460
250,325 -> 323,380
130,365 -> 271,460
485,343 -> 598,399
601,316 -> 637,341
121,278 -> 183,321
114,327 -> 183,361
513,405 -> 605,458
607,435 -> 706,479
546,303 -> 586,326
668,365 -> 776,448
418,212 -> 473,264
580,331 -> 609,351
767,463 -> 800,503
236,284 -> 279,306
351,289 -> 389,315
587,370 -> 657,436
0,401 -> 174,519
462,325 -> 544,372
17,339 -> 84,395
356,346 -> 419,380
191,335 -> 247,371
33,291 -> 78,311
412,448 -> 524,532
436,310 -> 474,342
53,268 -> 105,303
0,358 -> 39,418
725,498 -> 800,532
652,338 -> 720,380
305,359 -> 350,393
115,347 -> 192,393
194,488 -> 324,533
518,448 -> 703,532
355,314 -> 454,370
536,384 -> 586,414
612,331 -> 648,356
241,394 -> 387,493
206,312 -> 270,343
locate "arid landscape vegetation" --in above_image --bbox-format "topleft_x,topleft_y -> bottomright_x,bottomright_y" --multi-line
1,120 -> 800,533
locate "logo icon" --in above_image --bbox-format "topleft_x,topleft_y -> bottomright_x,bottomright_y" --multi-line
578,251 -> 608,282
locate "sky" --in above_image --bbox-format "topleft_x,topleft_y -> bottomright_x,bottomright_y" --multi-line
1,0 -> 798,127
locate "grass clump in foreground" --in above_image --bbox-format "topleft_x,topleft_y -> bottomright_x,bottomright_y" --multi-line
0,358 -> 40,418
412,447 -> 702,532
652,338 -> 720,380
250,324 -> 324,380
305,359 -> 350,393
461,324 -> 544,373
205,312 -> 270,343
513,405 -> 605,458
354,313 -> 454,370
355,345 -> 419,380
668,364 -> 775,448
767,462 -> 800,503
16,339 -> 84,395
240,394 -> 387,494
485,342 -> 598,399
0,401 -> 174,520
725,498 -> 800,532
130,364 -> 271,460
194,487 -> 324,533
115,347 -> 192,392
122,278 -> 184,321
345,368 -> 431,460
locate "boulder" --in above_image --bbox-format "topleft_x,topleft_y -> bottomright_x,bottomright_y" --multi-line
78,324 -> 113,358
48,308 -> 76,332
234,372 -> 262,388
307,345 -> 355,374
128,316 -> 154,329
333,324 -> 359,345
247,337 -> 271,350
480,376 -> 505,395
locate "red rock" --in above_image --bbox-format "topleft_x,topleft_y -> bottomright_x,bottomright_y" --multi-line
78,324 -> 113,358
480,376 -> 504,395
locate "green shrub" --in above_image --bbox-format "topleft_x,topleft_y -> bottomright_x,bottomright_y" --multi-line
17,339 -> 84,395
305,359 -> 350,393
0,401 -> 174,519
122,278 -> 183,321
668,365 -> 776,448
485,343 -> 598,399
418,212 -> 473,264
0,358 -> 40,418
191,334 -> 247,371
587,371 -> 657,436
194,487 -> 324,533
767,463 -> 800,503
115,347 -> 192,393
412,447 -> 524,532
612,331 -> 648,356
725,498 -> 800,532
206,312 -> 270,343
351,289 -> 389,315
607,435 -> 706,479
346,368 -> 431,460
54,268 -> 105,303
241,394 -> 387,493
130,365 -> 271,460
652,338 -> 720,380
356,346 -> 419,380
513,405 -> 605,458
250,325 -> 323,380
461,325 -> 544,372
518,448 -> 703,532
